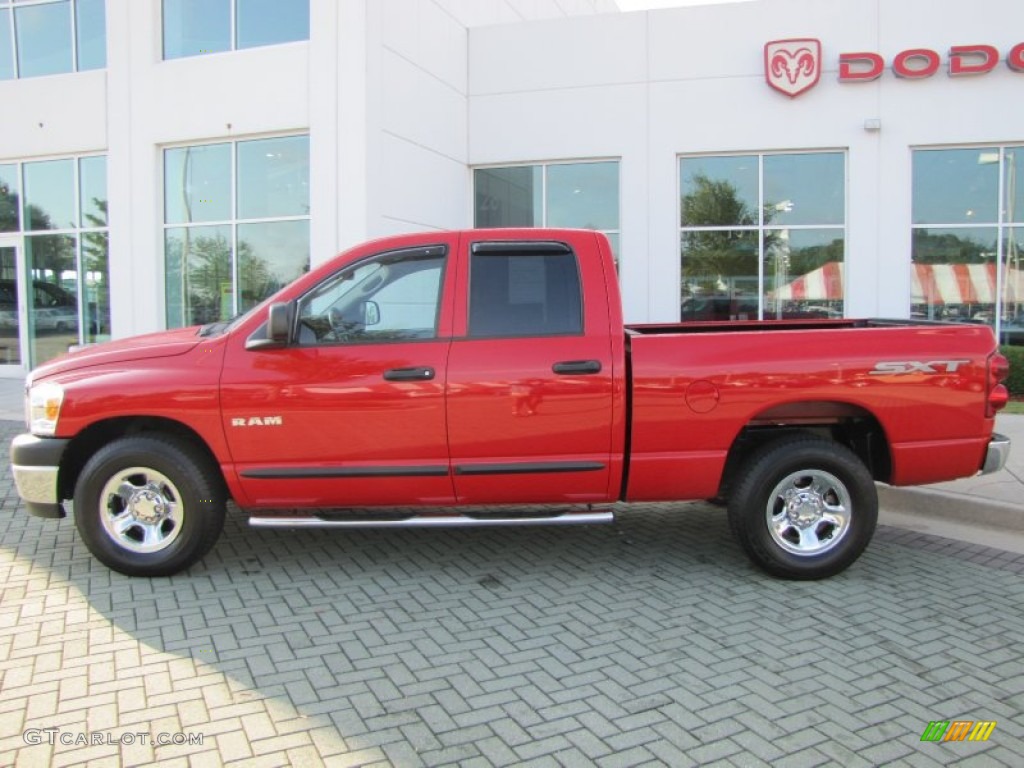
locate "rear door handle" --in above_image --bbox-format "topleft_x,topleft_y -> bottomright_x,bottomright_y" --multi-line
552,360 -> 602,375
383,366 -> 435,381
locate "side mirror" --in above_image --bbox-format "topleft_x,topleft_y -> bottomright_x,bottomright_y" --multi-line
267,302 -> 291,342
362,300 -> 380,327
245,301 -> 293,350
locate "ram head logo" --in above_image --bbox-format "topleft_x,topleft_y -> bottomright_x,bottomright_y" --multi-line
764,39 -> 822,97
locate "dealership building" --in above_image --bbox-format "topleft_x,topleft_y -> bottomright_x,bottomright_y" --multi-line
0,0 -> 1021,372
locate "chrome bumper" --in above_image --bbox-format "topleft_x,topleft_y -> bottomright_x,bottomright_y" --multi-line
980,433 -> 1011,476
10,433 -> 69,518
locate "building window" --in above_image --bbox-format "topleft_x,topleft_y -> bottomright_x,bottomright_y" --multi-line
0,0 -> 105,80
912,147 -> 1023,346
0,155 -> 109,367
474,161 -> 620,263
163,135 -> 310,328
679,152 -> 846,321
162,0 -> 309,60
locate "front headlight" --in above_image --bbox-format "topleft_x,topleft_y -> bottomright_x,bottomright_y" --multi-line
29,382 -> 64,436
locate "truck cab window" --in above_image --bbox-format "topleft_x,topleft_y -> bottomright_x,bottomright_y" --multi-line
296,248 -> 446,344
468,251 -> 583,337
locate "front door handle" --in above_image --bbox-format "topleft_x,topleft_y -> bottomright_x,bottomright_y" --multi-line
383,366 -> 435,382
552,360 -> 602,375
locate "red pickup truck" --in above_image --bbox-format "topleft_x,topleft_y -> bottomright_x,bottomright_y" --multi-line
11,229 -> 1011,579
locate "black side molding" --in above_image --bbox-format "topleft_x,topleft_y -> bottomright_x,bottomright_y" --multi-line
242,466 -> 449,479
454,461 -> 605,476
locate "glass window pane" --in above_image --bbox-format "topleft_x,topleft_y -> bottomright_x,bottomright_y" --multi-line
913,149 -> 999,225
468,252 -> 582,337
911,227 -> 998,322
1007,147 -> 1023,225
0,246 -> 20,365
79,155 -> 107,227
75,0 -> 106,70
680,156 -> 757,227
236,0 -> 309,49
1002,227 -> 1023,345
0,164 -> 19,232
765,229 -> 845,319
546,162 -> 619,230
474,167 -> 541,228
681,229 -> 758,320
82,227 -> 109,341
237,136 -> 309,219
163,0 -> 230,59
763,153 -> 844,226
0,9 -> 14,80
165,224 -> 233,327
25,233 -> 78,367
24,159 -> 75,230
15,1 -> 73,78
164,144 -> 231,224
237,220 -> 309,313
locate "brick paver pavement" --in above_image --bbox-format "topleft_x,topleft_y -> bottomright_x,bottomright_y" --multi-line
2,420 -> 1023,767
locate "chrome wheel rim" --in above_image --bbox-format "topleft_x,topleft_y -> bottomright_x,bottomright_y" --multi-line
98,467 -> 183,554
766,468 -> 851,556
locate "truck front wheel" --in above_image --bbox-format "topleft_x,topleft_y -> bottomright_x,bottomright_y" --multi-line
727,435 -> 877,579
73,435 -> 226,576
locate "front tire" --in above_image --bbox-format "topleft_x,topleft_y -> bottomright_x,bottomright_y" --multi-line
74,435 -> 226,576
727,435 -> 877,580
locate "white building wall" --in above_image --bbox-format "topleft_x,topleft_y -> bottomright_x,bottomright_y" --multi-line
468,0 -> 1024,323
0,0 -> 616,349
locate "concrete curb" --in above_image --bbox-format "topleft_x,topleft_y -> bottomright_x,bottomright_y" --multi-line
878,484 -> 1024,533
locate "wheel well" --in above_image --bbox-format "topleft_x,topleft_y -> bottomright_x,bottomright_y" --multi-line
57,417 -> 227,502
718,402 -> 892,498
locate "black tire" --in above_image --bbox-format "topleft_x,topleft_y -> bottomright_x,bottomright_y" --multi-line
727,435 -> 877,580
73,435 -> 226,577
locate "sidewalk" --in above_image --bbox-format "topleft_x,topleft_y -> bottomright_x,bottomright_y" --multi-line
0,373 -> 1019,545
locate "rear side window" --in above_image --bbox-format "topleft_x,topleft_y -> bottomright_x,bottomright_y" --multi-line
468,248 -> 583,338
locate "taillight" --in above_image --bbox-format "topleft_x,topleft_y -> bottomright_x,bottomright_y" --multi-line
986,352 -> 1009,417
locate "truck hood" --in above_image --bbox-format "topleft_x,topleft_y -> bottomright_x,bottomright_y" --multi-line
29,326 -> 205,382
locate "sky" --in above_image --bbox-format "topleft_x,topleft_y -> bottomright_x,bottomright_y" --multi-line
614,0 -> 750,10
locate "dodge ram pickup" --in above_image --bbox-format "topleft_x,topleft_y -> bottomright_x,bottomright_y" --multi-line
11,229 -> 1011,579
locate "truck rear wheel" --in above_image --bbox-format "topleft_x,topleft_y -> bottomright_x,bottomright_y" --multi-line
727,435 -> 877,579
73,435 -> 226,577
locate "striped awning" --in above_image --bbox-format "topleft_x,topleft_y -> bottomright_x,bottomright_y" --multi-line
912,263 -> 1023,305
773,262 -> 843,301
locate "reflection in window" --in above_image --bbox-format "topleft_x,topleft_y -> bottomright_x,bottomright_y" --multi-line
474,161 -> 620,263
679,152 -> 846,322
0,0 -> 105,79
297,250 -> 445,344
11,156 -> 111,365
0,164 -> 18,232
163,136 -> 310,328
912,147 -> 1023,345
23,159 -> 76,231
163,0 -> 309,60
469,251 -> 583,338
236,0 -> 309,51
164,144 -> 232,224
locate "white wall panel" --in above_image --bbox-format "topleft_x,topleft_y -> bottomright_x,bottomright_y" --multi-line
0,72 -> 106,161
469,13 -> 647,95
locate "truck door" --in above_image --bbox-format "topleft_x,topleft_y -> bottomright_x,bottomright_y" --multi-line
445,236 -> 617,504
221,240 -> 456,508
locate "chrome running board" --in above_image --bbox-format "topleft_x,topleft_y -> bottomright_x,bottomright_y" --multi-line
248,511 -> 614,528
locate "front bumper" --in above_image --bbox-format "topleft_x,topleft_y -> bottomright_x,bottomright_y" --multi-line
10,433 -> 70,518
980,433 -> 1011,476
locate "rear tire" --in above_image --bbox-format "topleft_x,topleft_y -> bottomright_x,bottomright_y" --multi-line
727,435 -> 877,579
74,435 -> 226,576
